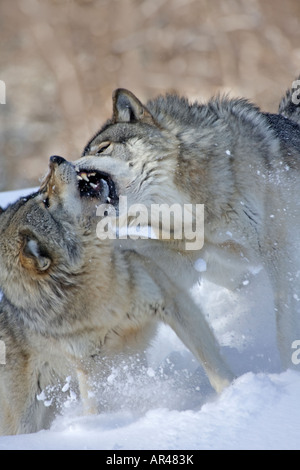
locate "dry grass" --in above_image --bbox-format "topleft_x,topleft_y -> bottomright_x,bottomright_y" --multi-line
0,0 -> 300,190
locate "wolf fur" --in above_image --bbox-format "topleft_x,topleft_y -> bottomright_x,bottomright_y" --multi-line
75,81 -> 300,372
0,156 -> 233,435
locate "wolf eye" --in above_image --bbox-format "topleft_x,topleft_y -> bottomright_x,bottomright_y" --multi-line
96,141 -> 111,155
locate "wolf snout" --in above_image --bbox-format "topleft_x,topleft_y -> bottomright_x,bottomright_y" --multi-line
48,155 -> 77,185
50,155 -> 67,167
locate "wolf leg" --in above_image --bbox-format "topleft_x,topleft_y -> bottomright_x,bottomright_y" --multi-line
76,366 -> 98,415
161,291 -> 235,394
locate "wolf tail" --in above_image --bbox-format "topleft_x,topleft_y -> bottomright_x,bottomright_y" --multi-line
278,76 -> 300,125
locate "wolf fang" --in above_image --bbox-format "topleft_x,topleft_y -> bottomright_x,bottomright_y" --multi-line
106,455 -> 141,467
96,195 -> 204,250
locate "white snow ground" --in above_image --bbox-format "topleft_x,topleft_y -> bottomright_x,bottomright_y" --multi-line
0,188 -> 300,450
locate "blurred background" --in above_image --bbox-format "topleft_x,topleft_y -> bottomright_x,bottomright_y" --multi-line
0,0 -> 300,191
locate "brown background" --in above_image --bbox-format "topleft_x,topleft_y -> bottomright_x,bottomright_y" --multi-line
0,0 -> 299,191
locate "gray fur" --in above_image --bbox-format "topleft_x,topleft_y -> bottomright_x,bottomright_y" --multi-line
75,82 -> 300,378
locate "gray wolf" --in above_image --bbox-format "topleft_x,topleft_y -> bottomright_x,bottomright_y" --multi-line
0,156 -> 232,435
74,80 -> 300,372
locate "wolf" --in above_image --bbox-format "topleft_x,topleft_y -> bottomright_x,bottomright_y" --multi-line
0,156 -> 233,435
74,80 -> 300,371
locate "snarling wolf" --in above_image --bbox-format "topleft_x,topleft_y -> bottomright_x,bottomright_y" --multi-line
74,80 -> 300,372
0,156 -> 233,435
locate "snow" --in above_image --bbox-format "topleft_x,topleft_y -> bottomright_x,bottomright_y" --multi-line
0,188 -> 300,450
193,258 -> 207,273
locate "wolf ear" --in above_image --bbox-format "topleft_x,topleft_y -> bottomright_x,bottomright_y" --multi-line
112,89 -> 154,124
20,236 -> 52,272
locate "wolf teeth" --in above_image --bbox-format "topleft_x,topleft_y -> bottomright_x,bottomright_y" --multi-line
90,183 -> 98,189
77,171 -> 97,182
80,172 -> 90,182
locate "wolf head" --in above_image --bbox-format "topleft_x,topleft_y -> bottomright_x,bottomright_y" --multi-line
74,89 -> 187,211
0,156 -> 113,336
74,88 -> 280,227
74,89 -> 211,247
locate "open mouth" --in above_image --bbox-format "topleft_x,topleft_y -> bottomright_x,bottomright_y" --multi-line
76,169 -> 118,204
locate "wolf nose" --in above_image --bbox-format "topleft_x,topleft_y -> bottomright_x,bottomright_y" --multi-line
50,155 -> 66,166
